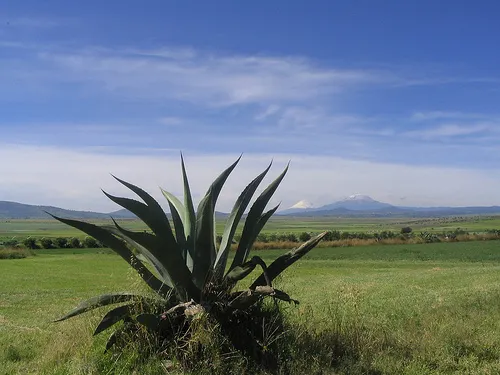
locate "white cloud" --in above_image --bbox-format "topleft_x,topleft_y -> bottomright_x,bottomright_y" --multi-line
276,106 -> 368,131
411,111 -> 494,121
405,123 -> 494,138
22,47 -> 381,106
0,144 -> 499,213
255,105 -> 281,121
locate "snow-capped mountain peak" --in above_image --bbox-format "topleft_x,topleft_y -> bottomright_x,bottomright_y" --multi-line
290,200 -> 314,209
343,194 -> 375,202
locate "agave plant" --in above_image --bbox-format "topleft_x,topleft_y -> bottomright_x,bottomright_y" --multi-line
50,156 -> 326,360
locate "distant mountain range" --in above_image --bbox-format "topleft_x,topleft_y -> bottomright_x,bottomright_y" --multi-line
1,195 -> 500,220
278,194 -> 500,218
0,200 -> 227,220
0,201 -> 136,219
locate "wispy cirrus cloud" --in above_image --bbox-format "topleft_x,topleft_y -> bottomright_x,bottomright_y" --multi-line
404,123 -> 495,138
2,40 -> 500,191
410,111 -> 496,121
36,48 -> 380,106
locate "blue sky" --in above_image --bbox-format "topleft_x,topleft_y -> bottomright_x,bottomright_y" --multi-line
1,1 -> 500,211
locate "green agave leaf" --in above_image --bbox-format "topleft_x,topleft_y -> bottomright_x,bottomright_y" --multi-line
213,163 -> 272,280
136,313 -> 160,331
93,304 -> 134,336
104,222 -> 174,288
228,285 -> 292,310
224,256 -> 271,286
105,176 -> 180,254
161,189 -> 188,261
103,177 -> 200,301
250,231 -> 328,289
234,204 -> 280,271
270,289 -> 299,305
47,214 -> 171,297
180,154 -> 196,252
54,293 -> 145,322
230,164 -> 288,271
160,188 -> 185,225
102,190 -> 175,243
112,220 -> 199,302
192,156 -> 241,288
105,331 -> 118,352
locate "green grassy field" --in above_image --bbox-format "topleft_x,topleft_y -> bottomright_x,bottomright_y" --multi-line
2,240 -> 500,374
2,215 -> 500,240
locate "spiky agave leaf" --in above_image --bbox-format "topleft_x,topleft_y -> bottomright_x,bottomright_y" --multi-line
93,304 -> 135,336
102,178 -> 200,302
54,293 -> 152,322
229,164 -> 289,271
103,223 -> 174,288
213,163 -> 272,280
228,286 -> 298,310
136,313 -> 161,331
180,155 -> 196,227
161,192 -> 187,254
192,156 -> 241,289
46,214 -> 172,298
160,156 -> 197,270
224,256 -> 271,286
250,231 -> 328,289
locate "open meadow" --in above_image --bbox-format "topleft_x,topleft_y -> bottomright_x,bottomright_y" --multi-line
2,215 -> 500,240
2,239 -> 500,374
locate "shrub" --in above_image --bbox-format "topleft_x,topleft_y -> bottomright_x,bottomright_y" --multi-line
22,237 -> 38,249
82,236 -> 100,248
50,156 -> 326,371
68,237 -> 81,248
54,237 -> 68,249
40,237 -> 54,249
257,233 -> 269,243
401,226 -> 413,234
1,238 -> 19,247
298,232 -> 311,242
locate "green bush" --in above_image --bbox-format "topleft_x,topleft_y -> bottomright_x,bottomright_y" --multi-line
54,237 -> 69,249
401,226 -> 413,234
40,238 -> 54,249
68,237 -> 81,248
82,236 -> 100,248
298,232 -> 311,242
1,238 -> 19,247
22,237 -> 38,249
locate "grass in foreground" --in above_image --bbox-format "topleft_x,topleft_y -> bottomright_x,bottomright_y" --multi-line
2,241 -> 500,374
